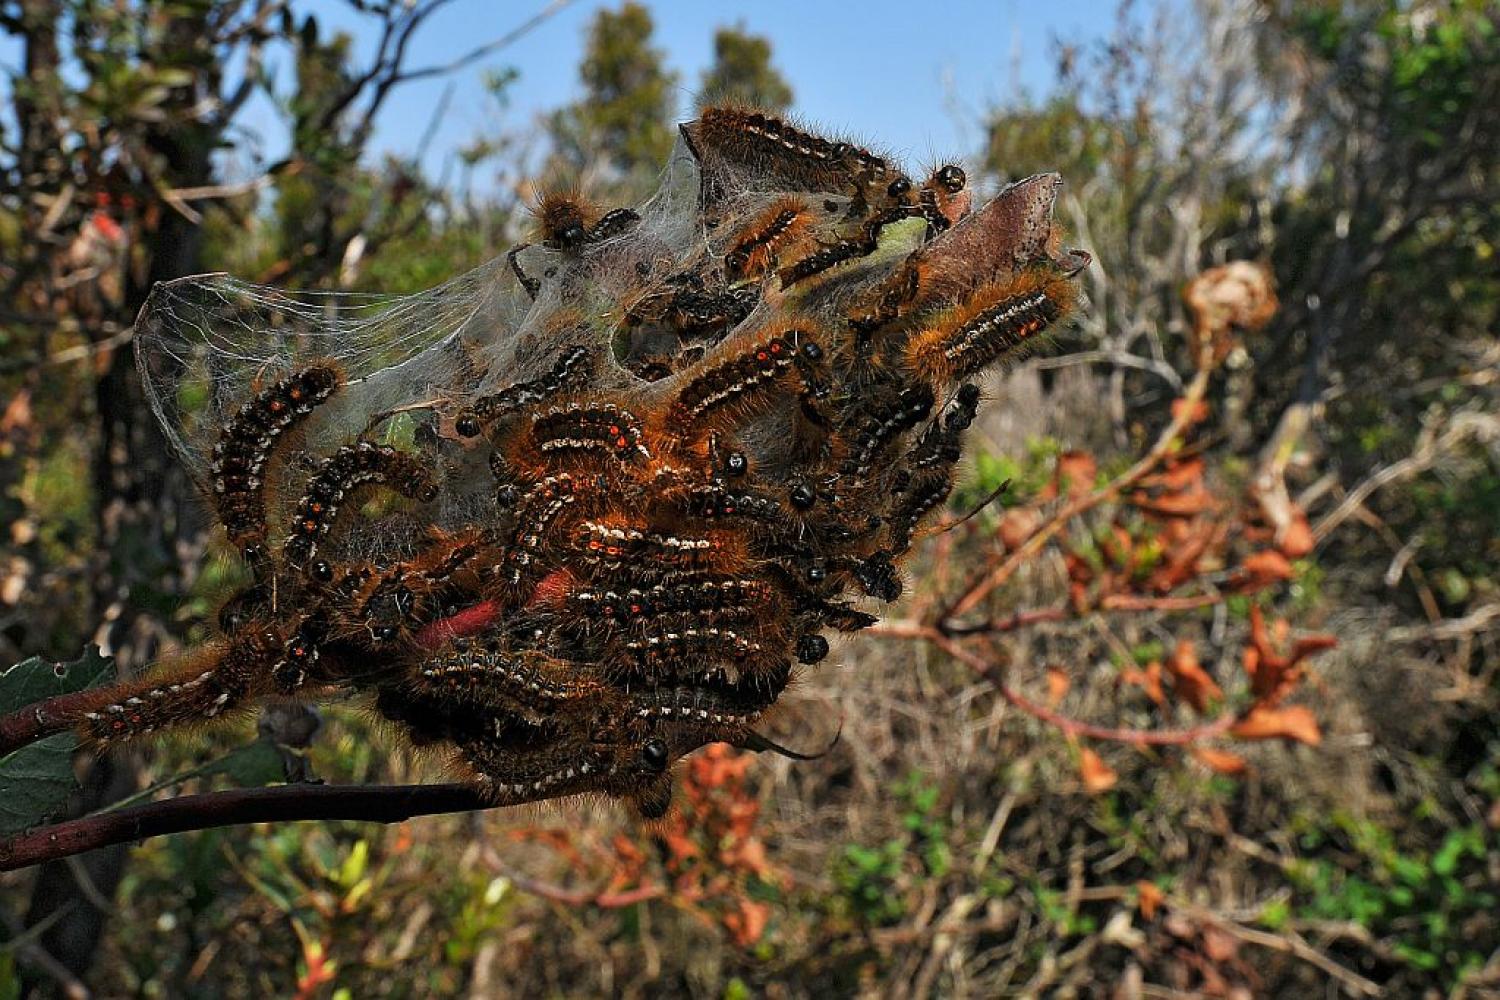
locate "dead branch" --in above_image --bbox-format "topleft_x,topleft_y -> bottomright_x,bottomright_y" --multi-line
940,342 -> 1218,627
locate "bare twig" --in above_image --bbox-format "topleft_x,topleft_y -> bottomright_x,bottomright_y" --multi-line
1169,900 -> 1382,996
940,343 -> 1217,626
499,869 -> 665,909
1312,412 -> 1500,541
391,0 -> 578,86
1386,603 -> 1500,643
873,623 -> 1239,747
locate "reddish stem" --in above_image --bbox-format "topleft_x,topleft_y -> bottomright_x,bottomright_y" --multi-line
0,781 -> 496,872
873,623 -> 1238,747
502,870 -> 666,909
939,344 -> 1218,625
0,687 -> 99,755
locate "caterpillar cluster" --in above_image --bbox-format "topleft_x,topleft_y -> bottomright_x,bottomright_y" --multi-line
103,106 -> 1087,819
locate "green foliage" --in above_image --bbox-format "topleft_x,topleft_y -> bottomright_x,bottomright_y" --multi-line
546,2 -> 678,179
0,954 -> 18,1000
697,25 -> 794,112
896,772 -> 952,878
953,436 -> 1066,511
0,645 -> 113,714
0,734 -> 82,838
832,839 -> 907,926
984,94 -> 1125,182
1293,0 -> 1497,150
831,772 -> 953,927
0,647 -> 114,836
1288,812 -> 1496,983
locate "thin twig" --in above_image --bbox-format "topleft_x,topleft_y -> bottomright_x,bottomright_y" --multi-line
1169,900 -> 1382,996
1386,602 -> 1500,643
1026,349 -> 1185,392
1312,412 -> 1499,541
501,869 -> 665,909
940,343 -> 1217,626
873,623 -> 1238,746
391,0 -> 578,85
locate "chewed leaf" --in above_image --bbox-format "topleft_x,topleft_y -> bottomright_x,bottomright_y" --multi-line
0,650 -> 113,835
0,733 -> 79,836
1078,747 -> 1118,794
0,647 -> 114,714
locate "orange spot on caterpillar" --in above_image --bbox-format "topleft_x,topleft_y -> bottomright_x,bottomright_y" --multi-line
516,398 -> 652,468
570,519 -> 748,583
283,441 -> 437,567
78,632 -> 279,746
663,325 -> 826,436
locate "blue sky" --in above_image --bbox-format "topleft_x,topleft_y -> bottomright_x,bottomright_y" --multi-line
1,0 -> 1122,183
264,0 -> 1120,180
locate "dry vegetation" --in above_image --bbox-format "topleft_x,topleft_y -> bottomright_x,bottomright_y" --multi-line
2,1 -> 1498,997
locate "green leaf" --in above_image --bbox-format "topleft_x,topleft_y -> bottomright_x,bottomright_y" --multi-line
0,649 -> 113,836
0,952 -> 21,1000
200,740 -> 287,787
0,733 -> 80,836
0,646 -> 114,713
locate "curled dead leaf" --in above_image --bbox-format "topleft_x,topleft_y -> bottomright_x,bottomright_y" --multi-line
1228,550 -> 1295,593
997,507 -> 1041,551
1054,450 -> 1097,499
723,899 -> 771,948
1046,665 -> 1071,708
1278,511 -> 1315,559
1121,661 -> 1166,707
1165,640 -> 1223,713
1189,747 -> 1248,775
1231,705 -> 1322,746
1170,396 -> 1212,425
1183,261 -> 1278,364
1136,880 -> 1165,920
1079,747 -> 1119,794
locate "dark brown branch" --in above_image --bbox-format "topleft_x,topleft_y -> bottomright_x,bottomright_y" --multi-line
0,688 -> 99,755
0,781 -> 497,872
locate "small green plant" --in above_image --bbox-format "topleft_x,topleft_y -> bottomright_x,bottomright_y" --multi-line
896,772 -> 952,878
832,840 -> 907,926
831,772 -> 955,926
1288,814 -> 1495,982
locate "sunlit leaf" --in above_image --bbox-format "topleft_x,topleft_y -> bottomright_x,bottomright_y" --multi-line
1189,747 -> 1248,775
1231,705 -> 1322,746
1078,748 -> 1118,794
